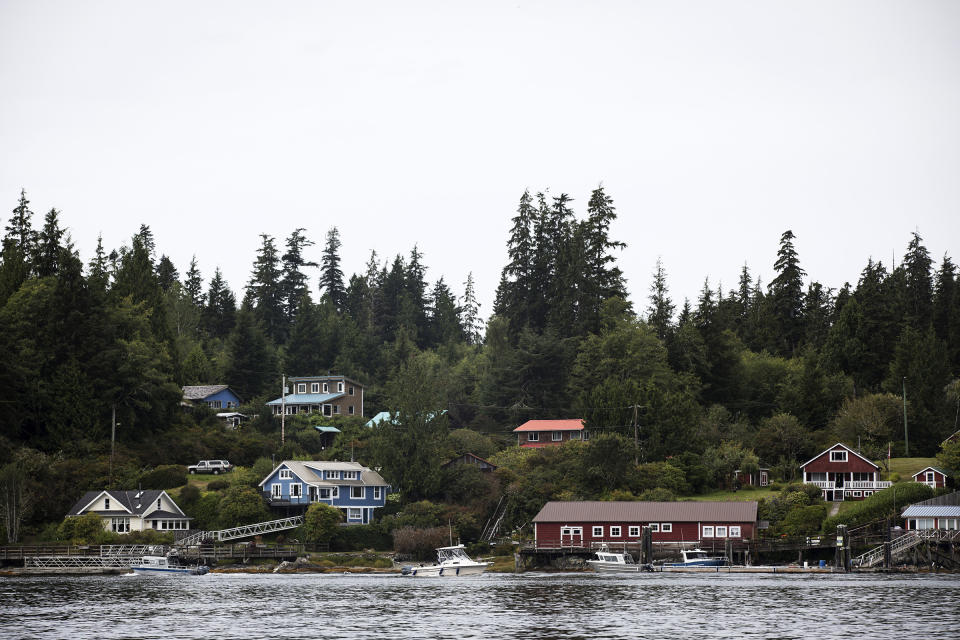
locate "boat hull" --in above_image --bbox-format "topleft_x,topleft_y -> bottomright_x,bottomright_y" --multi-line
403,563 -> 490,577
661,559 -> 728,567
133,566 -> 209,575
586,561 -> 649,573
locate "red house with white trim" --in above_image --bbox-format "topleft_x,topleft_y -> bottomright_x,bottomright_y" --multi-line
513,419 -> 586,447
800,442 -> 891,501
912,466 -> 948,489
531,501 -> 758,549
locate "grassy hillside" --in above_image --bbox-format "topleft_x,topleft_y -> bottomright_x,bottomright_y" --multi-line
875,457 -> 938,480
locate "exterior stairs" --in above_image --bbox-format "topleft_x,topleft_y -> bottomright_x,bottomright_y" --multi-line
175,515 -> 304,547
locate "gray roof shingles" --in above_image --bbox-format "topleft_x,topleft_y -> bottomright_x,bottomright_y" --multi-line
532,500 -> 758,523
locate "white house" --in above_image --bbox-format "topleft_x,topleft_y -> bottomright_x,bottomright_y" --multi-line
66,489 -> 192,533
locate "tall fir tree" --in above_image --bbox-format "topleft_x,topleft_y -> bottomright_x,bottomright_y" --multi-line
245,234 -> 285,344
495,189 -> 535,329
461,272 -> 482,346
901,232 -> 934,328
34,208 -> 65,278
647,258 -> 675,341
202,267 -> 237,339
184,255 -> 205,308
318,227 -> 345,309
767,230 -> 806,355
279,228 -> 317,325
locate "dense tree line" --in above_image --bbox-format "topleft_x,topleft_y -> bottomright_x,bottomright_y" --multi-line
1,186 -> 959,542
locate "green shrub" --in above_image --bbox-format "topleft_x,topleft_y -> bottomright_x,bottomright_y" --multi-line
300,503 -> 343,543
331,524 -> 393,552
778,504 -> 827,536
139,465 -> 188,489
638,488 -> 677,501
821,483 -> 934,532
207,480 -> 230,491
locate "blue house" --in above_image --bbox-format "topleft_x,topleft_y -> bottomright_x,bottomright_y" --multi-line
182,385 -> 242,410
258,460 -> 389,524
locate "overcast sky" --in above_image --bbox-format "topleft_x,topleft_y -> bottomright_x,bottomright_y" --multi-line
2,1 -> 958,318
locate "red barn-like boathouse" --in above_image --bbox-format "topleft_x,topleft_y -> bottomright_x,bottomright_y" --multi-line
531,501 -> 758,549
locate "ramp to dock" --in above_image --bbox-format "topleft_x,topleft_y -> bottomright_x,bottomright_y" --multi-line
176,515 -> 304,547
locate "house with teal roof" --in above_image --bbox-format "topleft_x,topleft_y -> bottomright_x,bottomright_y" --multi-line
266,375 -> 364,417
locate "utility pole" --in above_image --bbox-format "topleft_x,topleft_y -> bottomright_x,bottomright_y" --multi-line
902,377 -> 909,457
281,374 -> 287,446
632,403 -> 639,465
109,403 -> 116,480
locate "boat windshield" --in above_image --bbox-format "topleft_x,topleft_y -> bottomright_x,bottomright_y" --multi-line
686,551 -> 708,559
436,546 -> 472,563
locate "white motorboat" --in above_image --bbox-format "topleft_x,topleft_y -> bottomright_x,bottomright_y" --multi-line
661,548 -> 728,567
133,554 -> 210,575
400,545 -> 492,577
586,547 -> 650,572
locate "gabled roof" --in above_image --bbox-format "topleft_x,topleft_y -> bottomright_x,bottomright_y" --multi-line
533,501 -> 758,523
912,466 -> 949,478
183,385 -> 235,401
902,491 -> 960,518
266,392 -> 344,406
799,443 -> 879,470
514,419 -> 585,432
68,490 -> 186,518
441,452 -> 498,469
258,460 -> 388,488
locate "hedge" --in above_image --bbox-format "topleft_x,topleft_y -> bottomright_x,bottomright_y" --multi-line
821,482 -> 935,532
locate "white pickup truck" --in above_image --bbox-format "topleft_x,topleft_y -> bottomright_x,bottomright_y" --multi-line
187,460 -> 233,475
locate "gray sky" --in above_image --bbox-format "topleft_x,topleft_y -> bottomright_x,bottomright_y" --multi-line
2,1 -> 958,318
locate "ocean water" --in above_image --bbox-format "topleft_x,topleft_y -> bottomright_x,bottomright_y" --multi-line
1,571 -> 958,639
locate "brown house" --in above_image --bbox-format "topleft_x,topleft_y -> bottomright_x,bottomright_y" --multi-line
266,375 -> 365,418
513,419 -> 586,448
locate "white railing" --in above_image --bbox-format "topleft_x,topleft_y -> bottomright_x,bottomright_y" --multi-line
805,480 -> 892,490
176,516 -> 304,547
854,529 -> 960,568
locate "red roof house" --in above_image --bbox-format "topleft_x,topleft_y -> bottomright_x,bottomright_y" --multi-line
513,419 -> 586,448
531,501 -> 758,550
800,442 -> 891,502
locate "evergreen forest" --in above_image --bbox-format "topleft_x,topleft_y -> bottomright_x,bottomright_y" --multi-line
1,186 -> 959,545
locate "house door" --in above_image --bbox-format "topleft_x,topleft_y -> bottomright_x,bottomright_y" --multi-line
561,527 -> 582,547
309,486 -> 317,502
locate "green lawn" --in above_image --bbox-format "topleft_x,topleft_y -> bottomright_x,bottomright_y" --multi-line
690,487 -> 779,502
875,457 -> 938,480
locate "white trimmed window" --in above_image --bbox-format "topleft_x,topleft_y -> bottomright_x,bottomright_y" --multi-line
629,526 -> 641,537
104,498 -> 110,510
290,483 -> 302,498
272,484 -> 282,498
331,487 -> 339,498
650,523 -> 659,532
343,471 -> 358,480
338,381 -> 344,392
716,526 -> 728,538
347,508 -> 363,521
297,383 -> 306,393
111,517 -> 130,533
351,486 -> 365,499
279,469 -> 293,480
661,523 -> 672,533
864,491 -> 872,497
926,472 -> 935,482
592,526 -> 603,537
527,432 -> 540,442
373,487 -> 382,500
349,406 -> 355,415
853,491 -> 862,497
702,526 -> 714,538
729,526 -> 741,538
349,386 -> 355,396
323,404 -> 332,416
569,431 -> 581,440
157,498 -> 162,509
311,383 -> 320,393
830,450 -> 848,462
610,526 -> 621,537
327,470 -> 340,480
334,405 -> 341,414
322,383 -> 329,393
552,431 -> 563,441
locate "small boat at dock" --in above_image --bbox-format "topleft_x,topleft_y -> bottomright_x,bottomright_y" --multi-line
400,545 -> 492,577
661,548 -> 728,568
586,547 -> 652,572
133,554 -> 210,575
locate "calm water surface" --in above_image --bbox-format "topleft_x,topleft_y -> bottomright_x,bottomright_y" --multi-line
1,572 -> 959,639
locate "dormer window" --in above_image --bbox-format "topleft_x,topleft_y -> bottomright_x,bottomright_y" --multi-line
327,470 -> 340,480
311,383 -> 320,393
830,450 -> 848,462
279,469 -> 293,480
